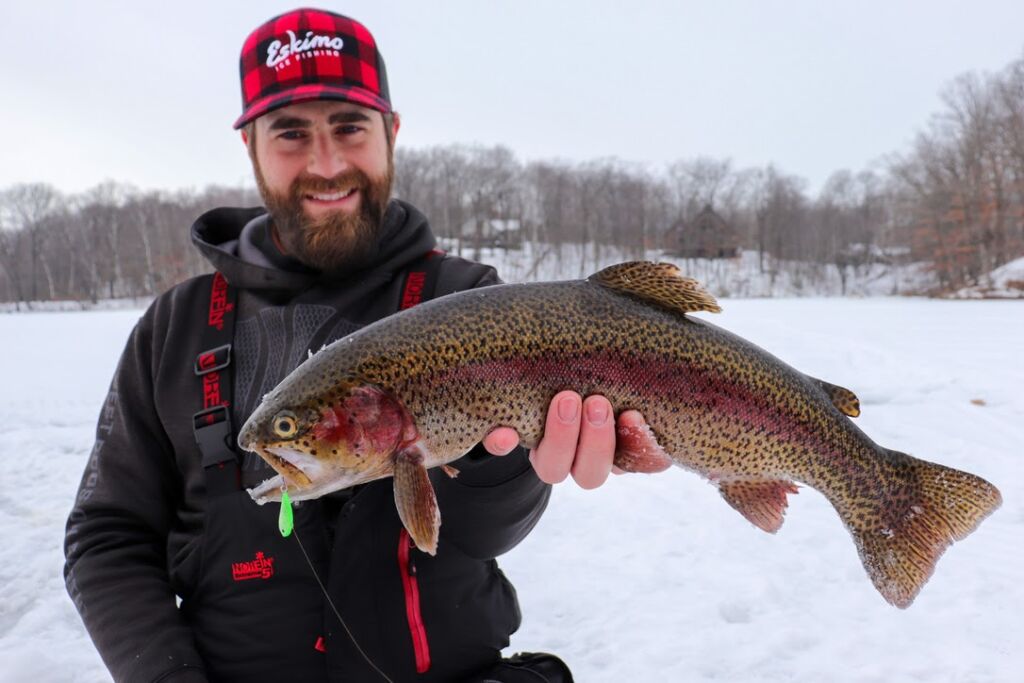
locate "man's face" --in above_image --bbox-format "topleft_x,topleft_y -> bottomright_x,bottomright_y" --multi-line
247,100 -> 400,273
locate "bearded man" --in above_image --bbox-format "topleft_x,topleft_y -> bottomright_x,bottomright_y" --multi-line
65,8 -> 641,683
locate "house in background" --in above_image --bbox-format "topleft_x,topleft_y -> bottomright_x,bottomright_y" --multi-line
665,204 -> 740,258
457,218 -> 523,249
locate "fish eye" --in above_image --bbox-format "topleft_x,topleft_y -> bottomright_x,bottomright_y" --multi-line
272,411 -> 299,439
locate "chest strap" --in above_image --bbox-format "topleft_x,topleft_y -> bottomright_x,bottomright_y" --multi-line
193,272 -> 240,495
193,250 -> 446,495
400,248 -> 444,310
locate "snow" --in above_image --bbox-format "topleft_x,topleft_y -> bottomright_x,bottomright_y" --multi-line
1,300 -> 1021,682
953,256 -> 1024,299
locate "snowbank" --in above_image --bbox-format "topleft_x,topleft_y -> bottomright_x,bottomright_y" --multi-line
952,256 -> 1024,299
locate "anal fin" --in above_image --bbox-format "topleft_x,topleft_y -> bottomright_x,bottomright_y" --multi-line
393,445 -> 441,555
718,478 -> 799,534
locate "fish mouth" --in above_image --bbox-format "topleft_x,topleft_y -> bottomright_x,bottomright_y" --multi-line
249,474 -> 287,504
247,444 -> 325,497
265,446 -> 317,486
247,443 -> 352,504
247,449 -> 369,505
246,445 -> 318,505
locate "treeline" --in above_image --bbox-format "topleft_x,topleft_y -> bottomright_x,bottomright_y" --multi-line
890,56 -> 1024,289
395,51 -> 1024,291
0,183 -> 260,306
2,54 -> 1023,305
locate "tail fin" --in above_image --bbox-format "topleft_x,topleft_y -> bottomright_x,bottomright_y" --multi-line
840,450 -> 1001,609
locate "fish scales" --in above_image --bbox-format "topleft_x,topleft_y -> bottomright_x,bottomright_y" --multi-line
239,261 -> 1001,608
337,280 -> 873,492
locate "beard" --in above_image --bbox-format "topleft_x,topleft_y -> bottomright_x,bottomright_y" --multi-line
253,156 -> 394,275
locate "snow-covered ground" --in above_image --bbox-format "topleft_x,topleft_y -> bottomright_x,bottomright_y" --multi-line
1,299 -> 1020,682
954,256 -> 1024,299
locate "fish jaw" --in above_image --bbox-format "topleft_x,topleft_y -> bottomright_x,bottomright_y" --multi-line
248,467 -> 382,504
265,445 -> 327,482
248,474 -> 286,503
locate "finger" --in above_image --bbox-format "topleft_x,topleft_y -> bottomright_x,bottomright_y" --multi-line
530,391 -> 582,484
482,426 -> 520,456
617,409 -> 646,430
570,395 -> 615,489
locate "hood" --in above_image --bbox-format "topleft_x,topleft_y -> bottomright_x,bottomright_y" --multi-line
190,199 -> 437,292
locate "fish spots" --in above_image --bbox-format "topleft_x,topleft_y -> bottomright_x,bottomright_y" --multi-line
238,271 -> 1000,609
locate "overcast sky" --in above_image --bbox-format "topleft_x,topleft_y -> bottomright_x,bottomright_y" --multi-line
4,1 -> 1024,196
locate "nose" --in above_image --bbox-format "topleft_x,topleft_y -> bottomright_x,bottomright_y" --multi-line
307,130 -> 348,178
237,416 -> 257,452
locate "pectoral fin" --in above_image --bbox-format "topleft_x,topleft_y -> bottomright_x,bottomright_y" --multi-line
393,447 -> 441,555
718,478 -> 799,534
613,420 -> 673,473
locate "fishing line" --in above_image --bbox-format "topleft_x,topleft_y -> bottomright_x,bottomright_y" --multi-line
285,499 -> 395,683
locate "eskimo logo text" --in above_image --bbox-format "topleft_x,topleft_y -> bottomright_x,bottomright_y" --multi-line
267,31 -> 344,68
232,551 -> 275,581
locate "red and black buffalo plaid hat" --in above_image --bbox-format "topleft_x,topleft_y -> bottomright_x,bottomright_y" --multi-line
233,8 -> 391,129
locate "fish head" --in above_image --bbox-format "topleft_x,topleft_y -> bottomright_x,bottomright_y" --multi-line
239,378 -> 416,504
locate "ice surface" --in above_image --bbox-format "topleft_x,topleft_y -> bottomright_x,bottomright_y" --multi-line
0,300 -> 1021,682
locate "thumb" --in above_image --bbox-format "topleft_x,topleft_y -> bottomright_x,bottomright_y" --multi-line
483,426 -> 520,456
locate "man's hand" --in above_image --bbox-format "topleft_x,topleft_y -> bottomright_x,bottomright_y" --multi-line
482,390 -> 645,489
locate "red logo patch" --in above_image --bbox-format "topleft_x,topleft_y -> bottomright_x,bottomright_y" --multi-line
208,272 -> 234,330
202,372 -> 224,410
231,551 -> 275,581
400,271 -> 426,310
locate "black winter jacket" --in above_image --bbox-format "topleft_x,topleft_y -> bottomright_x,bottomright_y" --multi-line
64,200 -> 551,683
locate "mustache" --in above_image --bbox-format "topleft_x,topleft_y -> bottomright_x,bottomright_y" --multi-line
291,169 -> 368,197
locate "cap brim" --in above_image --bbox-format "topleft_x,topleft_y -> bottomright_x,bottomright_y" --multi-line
233,84 -> 391,129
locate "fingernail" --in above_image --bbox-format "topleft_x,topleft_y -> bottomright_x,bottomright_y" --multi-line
557,396 -> 578,422
586,401 -> 608,426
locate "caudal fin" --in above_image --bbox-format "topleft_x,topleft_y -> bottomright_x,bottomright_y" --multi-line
842,450 -> 1001,608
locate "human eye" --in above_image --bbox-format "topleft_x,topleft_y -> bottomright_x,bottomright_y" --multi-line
277,129 -> 308,141
335,123 -> 366,137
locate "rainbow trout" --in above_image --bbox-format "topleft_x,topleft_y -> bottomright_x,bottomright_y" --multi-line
239,261 -> 1001,608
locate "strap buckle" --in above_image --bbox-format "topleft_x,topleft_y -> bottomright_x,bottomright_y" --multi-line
192,405 -> 237,468
194,344 -> 232,375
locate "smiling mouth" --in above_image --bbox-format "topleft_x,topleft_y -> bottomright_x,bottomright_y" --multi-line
305,188 -> 357,202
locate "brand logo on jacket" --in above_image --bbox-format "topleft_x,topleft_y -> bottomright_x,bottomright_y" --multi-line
231,551 -> 276,581
208,272 -> 234,330
202,373 -> 225,411
266,31 -> 344,70
400,271 -> 426,310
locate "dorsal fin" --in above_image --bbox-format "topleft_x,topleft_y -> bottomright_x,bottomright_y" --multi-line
809,376 -> 861,417
589,262 -> 722,315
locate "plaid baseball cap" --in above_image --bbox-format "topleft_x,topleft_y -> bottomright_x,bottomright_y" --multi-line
233,8 -> 391,129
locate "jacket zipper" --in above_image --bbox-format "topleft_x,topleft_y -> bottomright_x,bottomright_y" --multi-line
398,529 -> 431,673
